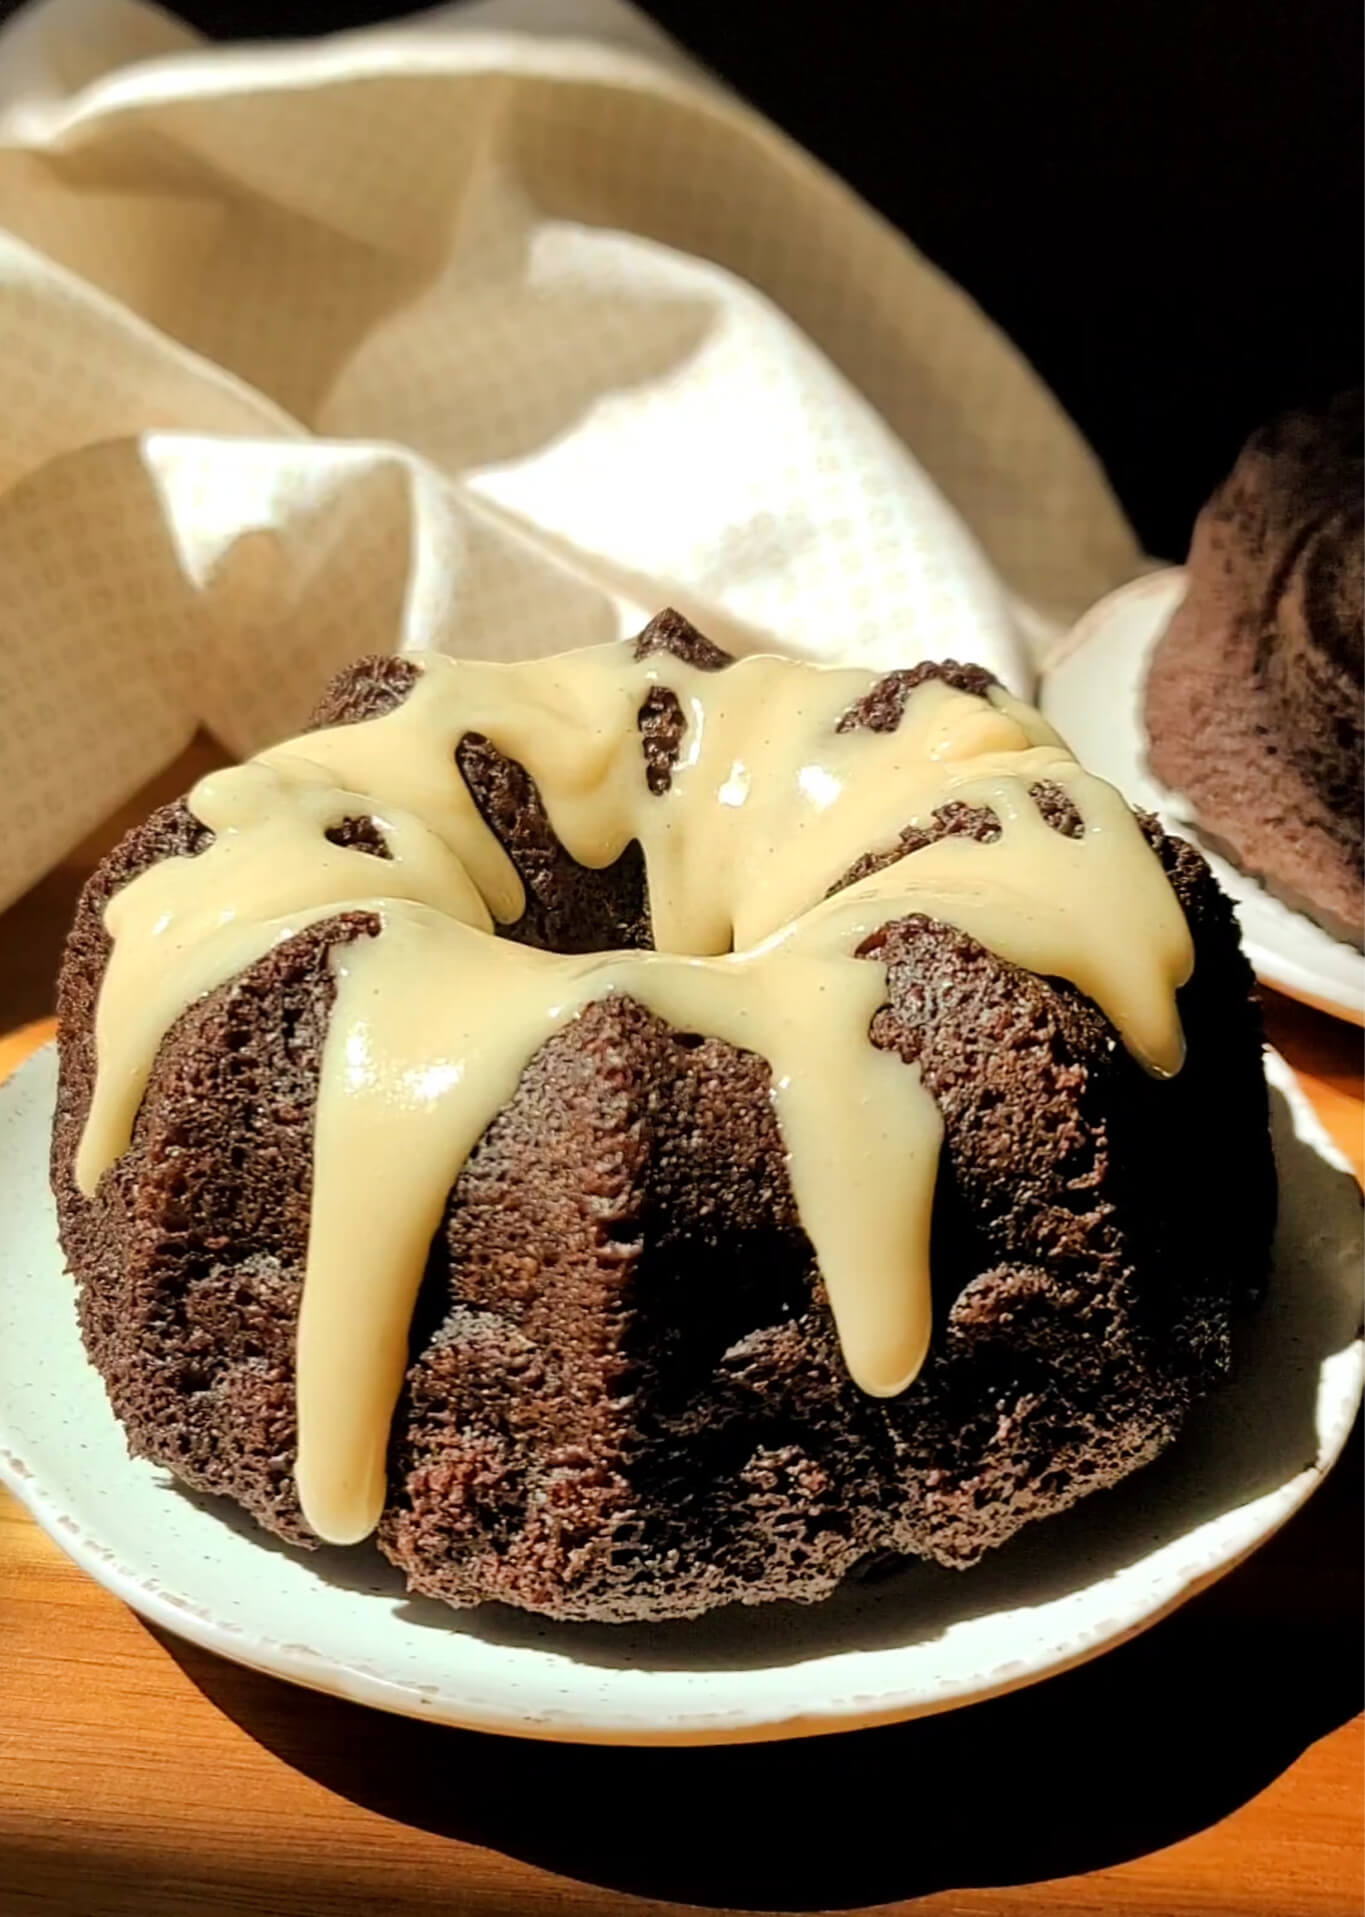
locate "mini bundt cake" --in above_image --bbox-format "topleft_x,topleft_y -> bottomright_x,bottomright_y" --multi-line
1145,392 -> 1364,947
52,609 -> 1275,1623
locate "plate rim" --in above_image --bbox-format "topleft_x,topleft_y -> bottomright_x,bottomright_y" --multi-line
2,1042 -> 1361,1746
1043,566 -> 1365,1026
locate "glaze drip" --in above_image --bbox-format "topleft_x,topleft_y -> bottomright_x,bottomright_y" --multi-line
76,636 -> 1193,1545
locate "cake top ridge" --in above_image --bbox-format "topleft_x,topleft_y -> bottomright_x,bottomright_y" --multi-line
74,618 -> 1193,1544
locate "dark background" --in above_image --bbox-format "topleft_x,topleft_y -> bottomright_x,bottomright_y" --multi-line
14,0 -> 1363,557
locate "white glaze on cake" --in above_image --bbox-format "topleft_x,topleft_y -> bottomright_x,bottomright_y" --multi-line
76,641 -> 1193,1544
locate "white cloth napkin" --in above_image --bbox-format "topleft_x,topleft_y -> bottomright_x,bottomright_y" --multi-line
0,0 -> 1141,913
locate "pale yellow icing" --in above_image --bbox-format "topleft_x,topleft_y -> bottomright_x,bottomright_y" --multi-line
75,637 -> 1194,1546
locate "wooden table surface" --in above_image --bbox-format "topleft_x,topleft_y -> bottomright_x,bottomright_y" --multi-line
1,746 -> 1361,1917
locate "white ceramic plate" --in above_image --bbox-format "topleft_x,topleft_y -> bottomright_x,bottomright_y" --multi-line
2,1045 -> 1360,1746
1043,568 -> 1365,1024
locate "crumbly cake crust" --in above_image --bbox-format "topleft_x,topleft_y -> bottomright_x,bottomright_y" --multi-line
52,614 -> 1275,1621
1145,393 -> 1364,946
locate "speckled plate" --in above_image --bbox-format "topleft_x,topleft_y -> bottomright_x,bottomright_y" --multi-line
1,1044 -> 1360,1745
1043,568 -> 1365,1025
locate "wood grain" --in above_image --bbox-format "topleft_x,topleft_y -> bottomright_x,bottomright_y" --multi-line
1,742 -> 1361,1917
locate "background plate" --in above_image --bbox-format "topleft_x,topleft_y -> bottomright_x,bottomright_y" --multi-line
2,1043 -> 1361,1746
1043,568 -> 1365,1024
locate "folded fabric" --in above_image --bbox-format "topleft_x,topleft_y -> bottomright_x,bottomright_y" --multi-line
0,0 -> 1140,912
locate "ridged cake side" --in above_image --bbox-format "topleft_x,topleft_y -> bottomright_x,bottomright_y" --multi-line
1146,393 -> 1364,946
52,616 -> 1275,1621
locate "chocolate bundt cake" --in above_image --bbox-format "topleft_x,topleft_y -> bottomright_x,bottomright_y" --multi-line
52,610 -> 1275,1623
1145,392 -> 1364,947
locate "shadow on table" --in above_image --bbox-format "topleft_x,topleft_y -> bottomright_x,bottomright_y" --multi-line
154,1414 -> 1362,1913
